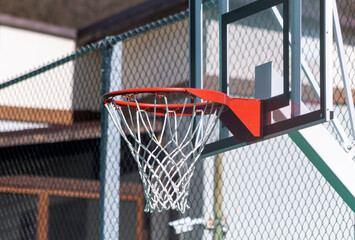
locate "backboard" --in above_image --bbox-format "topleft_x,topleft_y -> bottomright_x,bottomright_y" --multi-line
201,0 -> 333,156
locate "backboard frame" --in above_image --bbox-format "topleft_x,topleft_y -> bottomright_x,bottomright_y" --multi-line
221,0 -> 290,112
202,0 -> 333,157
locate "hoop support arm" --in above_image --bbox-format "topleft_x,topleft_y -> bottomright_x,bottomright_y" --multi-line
186,89 -> 263,140
219,98 -> 263,141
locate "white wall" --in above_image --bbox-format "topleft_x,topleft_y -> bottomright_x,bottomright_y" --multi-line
0,26 -> 76,110
0,26 -> 75,81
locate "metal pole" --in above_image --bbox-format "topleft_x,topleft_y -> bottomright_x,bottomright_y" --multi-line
98,39 -> 122,240
332,0 -> 355,140
189,0 -> 203,89
213,1 -> 229,239
187,1 -> 205,239
290,0 -> 302,117
322,0 -> 333,121
219,0 -> 229,140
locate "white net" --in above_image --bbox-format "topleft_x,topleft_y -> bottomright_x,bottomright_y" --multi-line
104,92 -> 225,212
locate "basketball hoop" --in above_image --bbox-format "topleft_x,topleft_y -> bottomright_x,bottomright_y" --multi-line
103,88 -> 262,212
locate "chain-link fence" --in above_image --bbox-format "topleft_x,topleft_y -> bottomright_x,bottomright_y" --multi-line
0,0 -> 354,239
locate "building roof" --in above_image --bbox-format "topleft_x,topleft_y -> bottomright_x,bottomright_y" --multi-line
0,0 -> 353,44
0,0 -> 188,42
0,0 -> 147,29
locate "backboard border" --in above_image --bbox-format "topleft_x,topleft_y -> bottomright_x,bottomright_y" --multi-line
203,0 -> 332,157
221,0 -> 290,112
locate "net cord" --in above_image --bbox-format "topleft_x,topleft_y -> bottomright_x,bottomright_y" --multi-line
105,94 -> 225,212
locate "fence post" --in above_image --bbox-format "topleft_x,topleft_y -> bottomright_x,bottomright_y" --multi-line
99,38 -> 122,240
187,0 -> 204,239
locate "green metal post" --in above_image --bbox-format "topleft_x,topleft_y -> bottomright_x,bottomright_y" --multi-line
187,1 -> 204,239
213,1 -> 229,239
98,38 -> 122,240
98,39 -> 113,240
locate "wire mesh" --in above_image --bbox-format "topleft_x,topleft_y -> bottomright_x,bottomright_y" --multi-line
0,0 -> 354,239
